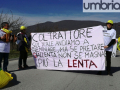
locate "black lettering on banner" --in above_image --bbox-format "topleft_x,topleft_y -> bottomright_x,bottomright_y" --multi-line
59,47 -> 68,52
31,42 -> 40,50
74,51 -> 78,59
94,45 -> 98,50
55,40 -> 80,46
70,30 -> 72,39
79,29 -> 86,38
58,31 -> 63,39
36,52 -> 57,57
85,51 -> 105,58
74,51 -> 82,59
39,34 -> 47,41
97,44 -> 101,50
58,59 -> 63,67
53,59 -> 63,67
79,52 -> 82,59
86,28 -> 92,38
74,30 -> 79,39
73,29 -> 88,39
70,46 -> 77,51
48,32 -> 52,39
54,60 -> 57,67
80,45 -> 91,52
37,58 -> 48,67
32,33 -> 38,42
43,41 -> 54,46
37,58 -> 42,67
90,44 -> 94,50
64,31 -> 67,39
39,34 -> 43,41
58,52 -> 71,58
83,39 -> 89,45
48,31 -> 67,40
43,58 -> 48,67
53,32 -> 58,39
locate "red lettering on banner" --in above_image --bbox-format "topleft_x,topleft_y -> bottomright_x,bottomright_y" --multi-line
68,59 -> 72,67
78,60 -> 83,68
84,60 -> 89,68
68,59 -> 97,69
89,60 -> 97,69
73,60 -> 77,67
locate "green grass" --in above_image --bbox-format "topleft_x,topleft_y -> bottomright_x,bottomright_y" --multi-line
9,50 -> 32,59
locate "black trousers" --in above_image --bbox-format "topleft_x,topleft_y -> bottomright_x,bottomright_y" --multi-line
18,50 -> 28,67
0,53 -> 9,71
106,51 -> 112,72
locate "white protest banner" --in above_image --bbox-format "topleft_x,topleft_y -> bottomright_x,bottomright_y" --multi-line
31,25 -> 105,70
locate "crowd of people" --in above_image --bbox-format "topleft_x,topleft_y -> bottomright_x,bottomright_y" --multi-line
0,20 -> 117,76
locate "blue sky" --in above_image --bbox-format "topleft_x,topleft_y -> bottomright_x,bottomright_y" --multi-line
0,0 -> 120,26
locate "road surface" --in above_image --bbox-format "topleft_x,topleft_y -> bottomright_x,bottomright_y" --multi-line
1,51 -> 120,90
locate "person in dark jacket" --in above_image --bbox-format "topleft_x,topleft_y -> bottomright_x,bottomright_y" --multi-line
17,26 -> 31,70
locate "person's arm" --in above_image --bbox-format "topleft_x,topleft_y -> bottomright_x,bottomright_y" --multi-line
104,30 -> 116,49
107,39 -> 116,47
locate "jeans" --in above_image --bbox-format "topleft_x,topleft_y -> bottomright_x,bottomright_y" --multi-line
0,53 -> 9,71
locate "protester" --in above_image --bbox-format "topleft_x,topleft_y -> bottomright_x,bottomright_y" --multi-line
17,26 -> 31,70
0,22 -> 12,72
98,20 -> 116,76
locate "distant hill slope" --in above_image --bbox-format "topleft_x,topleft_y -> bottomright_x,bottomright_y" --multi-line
12,20 -> 120,37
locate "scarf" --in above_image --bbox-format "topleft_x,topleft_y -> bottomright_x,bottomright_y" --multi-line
1,28 -> 12,34
25,34 -> 29,44
23,35 -> 29,52
24,37 -> 28,52
21,33 -> 29,52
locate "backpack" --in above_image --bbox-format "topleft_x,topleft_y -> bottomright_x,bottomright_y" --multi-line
16,32 -> 21,45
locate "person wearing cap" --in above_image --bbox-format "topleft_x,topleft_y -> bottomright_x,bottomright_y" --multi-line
98,20 -> 116,76
17,26 -> 31,70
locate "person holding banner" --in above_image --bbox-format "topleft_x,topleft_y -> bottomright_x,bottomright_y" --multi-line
98,20 -> 116,76
0,22 -> 14,72
17,26 -> 31,70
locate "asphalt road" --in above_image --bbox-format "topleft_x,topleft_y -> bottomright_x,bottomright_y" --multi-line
1,51 -> 120,90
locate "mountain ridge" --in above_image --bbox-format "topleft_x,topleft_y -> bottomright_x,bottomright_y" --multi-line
13,20 -> 120,37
